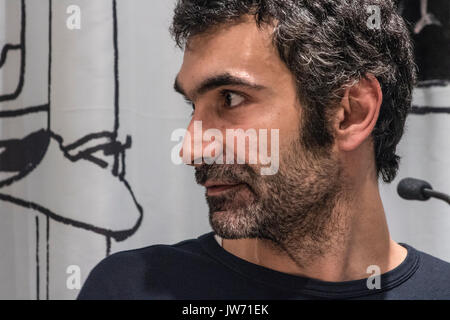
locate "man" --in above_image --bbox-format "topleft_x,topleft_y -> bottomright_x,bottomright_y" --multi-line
78,0 -> 450,299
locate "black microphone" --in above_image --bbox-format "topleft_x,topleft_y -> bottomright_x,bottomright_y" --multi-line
397,177 -> 450,205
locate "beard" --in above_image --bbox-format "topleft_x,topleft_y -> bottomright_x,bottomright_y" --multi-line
195,137 -> 348,263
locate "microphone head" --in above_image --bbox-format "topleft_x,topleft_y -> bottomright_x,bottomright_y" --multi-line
397,177 -> 433,201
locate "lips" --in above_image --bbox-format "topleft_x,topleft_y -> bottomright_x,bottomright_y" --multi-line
204,181 -> 242,196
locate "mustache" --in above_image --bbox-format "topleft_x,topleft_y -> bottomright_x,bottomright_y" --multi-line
195,163 -> 259,189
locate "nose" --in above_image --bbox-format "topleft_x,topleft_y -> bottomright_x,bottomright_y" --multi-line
179,117 -> 224,166
179,118 -> 205,166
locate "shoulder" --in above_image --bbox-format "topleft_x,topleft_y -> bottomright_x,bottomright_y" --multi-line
414,245 -> 450,280
401,244 -> 450,299
106,236 -> 205,267
96,236 -> 203,271
414,246 -> 450,278
78,234 -> 211,299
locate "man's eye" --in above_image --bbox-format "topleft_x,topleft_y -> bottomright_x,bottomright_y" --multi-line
223,91 -> 245,108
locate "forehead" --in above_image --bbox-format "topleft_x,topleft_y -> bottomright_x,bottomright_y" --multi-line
177,17 -> 293,91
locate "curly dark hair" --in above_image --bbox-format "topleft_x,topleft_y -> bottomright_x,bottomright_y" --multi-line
170,0 -> 417,183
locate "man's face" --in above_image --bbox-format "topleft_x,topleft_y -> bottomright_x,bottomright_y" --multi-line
175,17 -> 343,248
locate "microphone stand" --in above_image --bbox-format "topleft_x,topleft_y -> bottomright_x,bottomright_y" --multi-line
423,189 -> 450,205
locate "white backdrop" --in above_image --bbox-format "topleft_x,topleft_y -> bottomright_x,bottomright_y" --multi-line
0,0 -> 449,300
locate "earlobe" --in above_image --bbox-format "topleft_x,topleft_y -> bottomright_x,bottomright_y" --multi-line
335,75 -> 382,152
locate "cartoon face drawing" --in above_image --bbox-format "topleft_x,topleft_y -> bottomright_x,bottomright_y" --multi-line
0,0 -> 143,299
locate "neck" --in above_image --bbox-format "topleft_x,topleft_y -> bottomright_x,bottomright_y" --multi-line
221,175 -> 407,282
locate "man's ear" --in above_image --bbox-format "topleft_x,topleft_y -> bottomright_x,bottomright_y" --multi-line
334,74 -> 382,152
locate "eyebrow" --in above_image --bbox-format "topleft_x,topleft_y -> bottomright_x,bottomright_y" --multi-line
173,73 -> 267,101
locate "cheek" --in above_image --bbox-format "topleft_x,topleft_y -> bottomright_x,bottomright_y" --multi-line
270,107 -> 301,152
266,110 -> 302,166
204,100 -> 300,166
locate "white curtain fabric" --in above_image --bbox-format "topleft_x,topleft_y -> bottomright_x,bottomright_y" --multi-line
0,0 -> 448,300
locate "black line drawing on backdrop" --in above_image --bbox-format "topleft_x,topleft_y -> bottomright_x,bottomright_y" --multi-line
0,0 -> 143,299
397,0 -> 450,115
414,0 -> 442,34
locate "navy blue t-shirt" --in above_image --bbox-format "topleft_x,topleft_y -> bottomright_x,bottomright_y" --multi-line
78,232 -> 450,299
